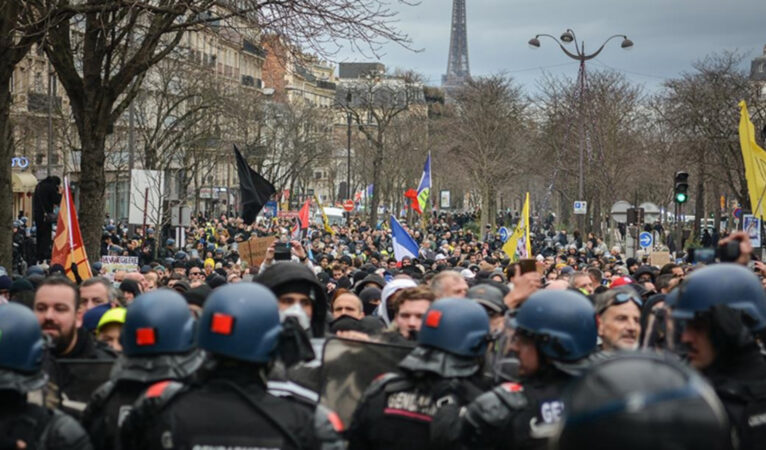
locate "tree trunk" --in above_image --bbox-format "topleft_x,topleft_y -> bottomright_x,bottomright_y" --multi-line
479,185 -> 491,234
0,77 -> 13,270
369,139 -> 383,227
78,126 -> 108,264
693,169 -> 705,245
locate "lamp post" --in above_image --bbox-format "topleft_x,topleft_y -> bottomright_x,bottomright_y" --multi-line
346,91 -> 352,226
529,29 -> 633,230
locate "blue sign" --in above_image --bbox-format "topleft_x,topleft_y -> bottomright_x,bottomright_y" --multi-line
639,231 -> 653,248
499,226 -> 510,243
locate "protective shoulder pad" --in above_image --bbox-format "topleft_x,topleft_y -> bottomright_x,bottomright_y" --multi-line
493,382 -> 528,411
89,380 -> 116,407
465,383 -> 528,429
362,372 -> 399,395
314,403 -> 345,450
41,409 -> 94,450
137,380 -> 186,411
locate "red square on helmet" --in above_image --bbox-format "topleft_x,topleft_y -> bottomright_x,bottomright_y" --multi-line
211,313 -> 234,335
136,327 -> 156,346
425,310 -> 442,328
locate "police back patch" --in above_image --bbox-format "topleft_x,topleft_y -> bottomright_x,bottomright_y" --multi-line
384,391 -> 437,422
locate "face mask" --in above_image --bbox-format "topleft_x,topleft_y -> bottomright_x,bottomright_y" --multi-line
279,302 -> 310,331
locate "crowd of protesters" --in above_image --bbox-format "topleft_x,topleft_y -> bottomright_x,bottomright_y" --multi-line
2,201 -> 766,449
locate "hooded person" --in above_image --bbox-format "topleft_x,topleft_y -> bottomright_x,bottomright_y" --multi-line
375,277 -> 418,326
257,261 -> 328,338
359,286 -> 383,316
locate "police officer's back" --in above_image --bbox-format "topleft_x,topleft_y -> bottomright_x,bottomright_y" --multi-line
554,353 -> 729,450
82,289 -> 204,449
0,303 -> 92,449
461,290 -> 598,450
120,283 -> 343,450
670,263 -> 766,450
347,298 -> 492,450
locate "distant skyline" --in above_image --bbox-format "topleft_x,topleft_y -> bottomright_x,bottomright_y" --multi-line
333,0 -> 766,94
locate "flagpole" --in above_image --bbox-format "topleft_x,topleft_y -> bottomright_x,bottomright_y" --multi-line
64,177 -> 75,255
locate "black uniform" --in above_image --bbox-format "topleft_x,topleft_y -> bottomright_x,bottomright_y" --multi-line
704,345 -> 766,450
82,352 -> 204,450
120,367 -> 344,450
0,391 -> 92,450
347,347 -> 489,450
461,369 -> 571,450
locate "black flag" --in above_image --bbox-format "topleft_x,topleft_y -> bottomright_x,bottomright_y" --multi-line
234,145 -> 275,224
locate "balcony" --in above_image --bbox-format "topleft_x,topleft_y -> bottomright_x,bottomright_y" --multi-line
242,39 -> 266,58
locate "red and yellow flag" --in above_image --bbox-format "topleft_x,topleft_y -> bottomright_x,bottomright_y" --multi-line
51,178 -> 92,282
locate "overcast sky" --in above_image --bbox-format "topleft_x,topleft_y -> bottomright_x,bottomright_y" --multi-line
335,0 -> 766,94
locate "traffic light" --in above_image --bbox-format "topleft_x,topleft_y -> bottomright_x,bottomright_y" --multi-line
674,171 -> 689,204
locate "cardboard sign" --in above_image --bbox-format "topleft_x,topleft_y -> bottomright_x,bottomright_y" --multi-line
239,236 -> 276,268
648,251 -> 671,268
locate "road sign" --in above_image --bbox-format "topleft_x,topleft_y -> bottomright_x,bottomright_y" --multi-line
733,207 -> 743,219
639,231 -> 653,248
343,199 -> 354,212
574,201 -> 587,215
498,227 -> 510,243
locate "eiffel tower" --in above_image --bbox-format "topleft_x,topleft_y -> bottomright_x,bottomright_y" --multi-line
442,0 -> 470,92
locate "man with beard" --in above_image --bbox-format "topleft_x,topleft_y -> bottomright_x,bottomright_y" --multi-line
594,287 -> 642,351
33,276 -> 115,360
0,303 -> 93,449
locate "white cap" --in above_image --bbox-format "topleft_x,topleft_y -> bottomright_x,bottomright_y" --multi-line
435,254 -> 446,261
460,268 -> 475,279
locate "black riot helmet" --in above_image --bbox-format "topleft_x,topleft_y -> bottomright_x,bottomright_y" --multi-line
554,353 -> 729,450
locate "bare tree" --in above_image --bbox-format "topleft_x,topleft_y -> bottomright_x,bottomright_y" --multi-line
655,51 -> 766,236
448,75 -> 531,231
38,0 -> 415,261
0,1 -> 60,268
337,71 -> 425,225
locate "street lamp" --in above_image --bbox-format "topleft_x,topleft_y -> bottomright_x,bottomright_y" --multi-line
346,91 -> 352,226
529,29 -> 633,229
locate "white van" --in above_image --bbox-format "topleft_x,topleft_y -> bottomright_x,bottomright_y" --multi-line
314,207 -> 346,227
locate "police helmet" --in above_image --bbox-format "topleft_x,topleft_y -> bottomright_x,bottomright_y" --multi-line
197,283 -> 282,363
120,289 -> 196,356
671,263 -> 766,331
555,353 -> 729,450
511,290 -> 597,362
418,298 -> 490,357
0,303 -> 48,392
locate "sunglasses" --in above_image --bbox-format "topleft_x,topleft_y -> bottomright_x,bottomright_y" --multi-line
599,292 -> 642,315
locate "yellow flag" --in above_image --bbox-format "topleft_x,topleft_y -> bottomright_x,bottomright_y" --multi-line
503,192 -> 531,261
739,101 -> 766,219
313,194 -> 335,235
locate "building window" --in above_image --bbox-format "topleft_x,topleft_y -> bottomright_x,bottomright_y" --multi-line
314,171 -> 322,180
761,63 -> 765,73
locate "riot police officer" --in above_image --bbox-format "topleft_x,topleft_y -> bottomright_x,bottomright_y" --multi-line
460,289 -> 598,450
669,263 -> 766,450
82,289 -> 204,449
347,297 -> 492,450
120,282 -> 344,449
0,302 -> 92,449
554,353 -> 729,450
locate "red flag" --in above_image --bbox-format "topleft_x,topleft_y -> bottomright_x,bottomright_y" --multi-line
51,179 -> 93,282
298,199 -> 310,229
404,189 -> 421,214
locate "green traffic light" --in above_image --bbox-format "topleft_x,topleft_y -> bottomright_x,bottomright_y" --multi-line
675,192 -> 687,203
